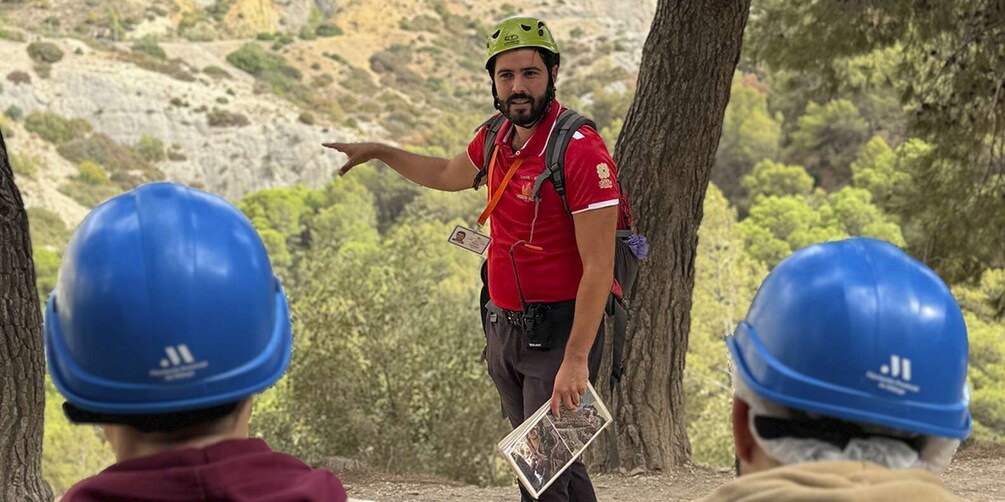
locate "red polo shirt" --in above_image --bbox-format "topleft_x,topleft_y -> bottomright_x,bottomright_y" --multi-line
60,438 -> 348,502
467,101 -> 621,311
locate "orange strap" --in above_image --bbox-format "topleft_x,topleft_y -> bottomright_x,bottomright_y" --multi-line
478,146 -> 525,226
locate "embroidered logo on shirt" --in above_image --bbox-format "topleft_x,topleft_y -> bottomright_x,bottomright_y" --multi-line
517,180 -> 535,202
597,163 -> 613,189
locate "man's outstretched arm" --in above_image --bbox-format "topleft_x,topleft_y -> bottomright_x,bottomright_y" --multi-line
323,142 -> 478,192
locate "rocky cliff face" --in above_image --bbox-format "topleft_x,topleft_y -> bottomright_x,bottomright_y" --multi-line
2,38 -> 358,204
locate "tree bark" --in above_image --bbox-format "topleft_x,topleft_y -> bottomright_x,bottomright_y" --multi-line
0,130 -> 53,500
609,0 -> 751,472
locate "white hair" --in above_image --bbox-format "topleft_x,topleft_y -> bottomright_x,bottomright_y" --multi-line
733,371 -> 959,473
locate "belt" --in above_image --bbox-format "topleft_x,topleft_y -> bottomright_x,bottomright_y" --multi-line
486,300 -> 575,325
487,302 -> 524,325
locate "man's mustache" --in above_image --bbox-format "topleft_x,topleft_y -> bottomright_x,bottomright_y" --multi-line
506,94 -> 535,105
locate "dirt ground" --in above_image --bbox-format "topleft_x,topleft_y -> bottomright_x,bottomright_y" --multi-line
340,443 -> 1005,501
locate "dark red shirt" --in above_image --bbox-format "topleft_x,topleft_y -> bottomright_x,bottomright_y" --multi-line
467,101 -> 622,310
61,438 -> 348,502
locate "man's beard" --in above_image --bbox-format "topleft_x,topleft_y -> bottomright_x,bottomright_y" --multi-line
502,92 -> 550,127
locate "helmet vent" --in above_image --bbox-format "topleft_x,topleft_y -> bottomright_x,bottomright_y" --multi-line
491,30 -> 500,39
520,24 -> 532,31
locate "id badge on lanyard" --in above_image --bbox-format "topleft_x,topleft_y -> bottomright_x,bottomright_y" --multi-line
448,146 -> 525,255
448,224 -> 490,255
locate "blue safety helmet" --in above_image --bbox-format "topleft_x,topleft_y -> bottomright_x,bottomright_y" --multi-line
45,182 -> 292,414
727,237 -> 971,439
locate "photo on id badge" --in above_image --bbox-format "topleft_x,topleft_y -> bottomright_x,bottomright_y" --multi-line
448,225 -> 490,254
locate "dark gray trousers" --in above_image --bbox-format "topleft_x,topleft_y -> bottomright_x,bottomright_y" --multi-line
485,301 -> 604,502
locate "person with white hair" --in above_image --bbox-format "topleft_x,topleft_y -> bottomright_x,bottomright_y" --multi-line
700,237 -> 969,501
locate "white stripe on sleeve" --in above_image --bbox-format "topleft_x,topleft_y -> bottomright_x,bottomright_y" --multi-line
570,199 -> 619,215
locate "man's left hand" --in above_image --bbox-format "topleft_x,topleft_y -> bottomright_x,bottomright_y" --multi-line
550,357 -> 589,418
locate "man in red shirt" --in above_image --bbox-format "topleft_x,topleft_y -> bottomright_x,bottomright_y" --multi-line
45,182 -> 348,501
326,16 -> 618,501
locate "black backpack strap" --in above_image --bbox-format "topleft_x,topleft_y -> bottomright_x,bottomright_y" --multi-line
472,114 -> 507,190
530,109 -> 596,214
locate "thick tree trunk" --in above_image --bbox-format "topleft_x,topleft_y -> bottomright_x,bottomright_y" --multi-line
0,131 -> 53,500
608,0 -> 751,472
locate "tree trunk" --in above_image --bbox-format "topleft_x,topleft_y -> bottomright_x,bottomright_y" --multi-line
0,130 -> 53,500
609,0 -> 751,472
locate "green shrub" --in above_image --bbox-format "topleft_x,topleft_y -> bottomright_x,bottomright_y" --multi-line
27,207 -> 70,249
134,135 -> 166,163
315,23 -> 342,37
76,160 -> 110,185
118,51 -> 195,82
205,0 -> 234,22
271,34 -> 294,50
4,105 -> 22,121
383,111 -> 419,137
131,38 -> 166,60
226,43 -> 308,99
404,15 -> 440,33
0,27 -> 27,42
33,247 -> 61,302
24,112 -> 92,144
0,116 -> 14,139
34,64 -> 51,79
27,42 -> 64,63
369,44 -> 413,74
7,71 -> 31,85
311,74 -> 333,88
298,111 -> 316,125
167,144 -> 187,161
181,22 -> 218,42
323,52 -> 348,65
256,32 -> 276,41
277,64 -> 302,81
356,100 -> 381,115
178,9 -> 207,31
203,65 -> 231,80
298,27 -> 317,40
11,153 -> 40,179
57,133 -> 163,188
206,109 -> 250,127
58,180 -> 120,208
341,67 -> 375,94
227,43 -> 286,77
42,16 -> 61,31
380,67 -> 422,87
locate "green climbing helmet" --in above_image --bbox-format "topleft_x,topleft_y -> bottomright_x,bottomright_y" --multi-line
485,16 -> 559,69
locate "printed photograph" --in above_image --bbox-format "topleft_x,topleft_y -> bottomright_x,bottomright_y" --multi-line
507,415 -> 574,495
553,391 -> 610,455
